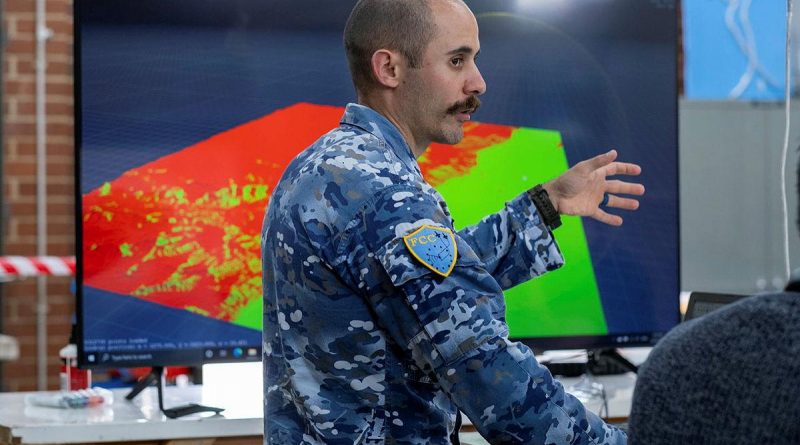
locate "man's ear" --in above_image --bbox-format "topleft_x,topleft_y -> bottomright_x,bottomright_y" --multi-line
370,49 -> 404,88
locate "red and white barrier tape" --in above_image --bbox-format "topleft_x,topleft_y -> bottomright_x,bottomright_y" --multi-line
0,256 -> 76,280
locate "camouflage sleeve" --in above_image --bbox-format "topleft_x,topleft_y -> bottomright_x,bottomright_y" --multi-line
349,184 -> 626,445
457,191 -> 564,290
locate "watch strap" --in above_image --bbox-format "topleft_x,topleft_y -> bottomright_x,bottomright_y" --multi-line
527,185 -> 562,230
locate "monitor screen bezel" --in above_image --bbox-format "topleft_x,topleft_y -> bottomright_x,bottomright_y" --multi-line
74,0 -> 682,368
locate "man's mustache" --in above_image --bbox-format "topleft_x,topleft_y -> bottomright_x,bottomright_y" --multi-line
446,95 -> 482,115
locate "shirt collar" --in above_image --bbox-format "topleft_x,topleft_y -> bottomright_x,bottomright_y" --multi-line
341,103 -> 419,172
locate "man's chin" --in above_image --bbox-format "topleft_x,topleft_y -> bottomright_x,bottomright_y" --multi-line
433,131 -> 464,146
431,121 -> 465,145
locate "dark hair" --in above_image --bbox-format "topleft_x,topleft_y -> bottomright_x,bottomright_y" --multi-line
343,0 -> 435,94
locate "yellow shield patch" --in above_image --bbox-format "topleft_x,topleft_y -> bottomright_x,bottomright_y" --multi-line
402,225 -> 458,277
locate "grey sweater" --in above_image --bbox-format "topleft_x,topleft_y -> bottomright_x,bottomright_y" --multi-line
628,292 -> 800,445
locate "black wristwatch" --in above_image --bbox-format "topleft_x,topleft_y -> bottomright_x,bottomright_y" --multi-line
527,185 -> 562,230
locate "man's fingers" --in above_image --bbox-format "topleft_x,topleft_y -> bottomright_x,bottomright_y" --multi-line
592,209 -> 623,226
606,194 -> 640,210
603,161 -> 641,177
579,149 -> 618,171
606,180 -> 645,196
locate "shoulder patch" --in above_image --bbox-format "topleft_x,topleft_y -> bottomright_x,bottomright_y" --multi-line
402,225 -> 457,277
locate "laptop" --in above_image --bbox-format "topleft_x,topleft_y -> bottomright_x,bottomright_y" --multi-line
684,291 -> 749,321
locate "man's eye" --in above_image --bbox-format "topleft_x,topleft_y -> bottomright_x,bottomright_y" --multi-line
451,57 -> 464,67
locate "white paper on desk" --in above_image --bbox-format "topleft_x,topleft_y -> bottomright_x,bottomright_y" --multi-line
535,349 -> 588,364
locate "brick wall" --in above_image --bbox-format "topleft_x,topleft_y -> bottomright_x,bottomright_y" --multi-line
2,0 -> 75,391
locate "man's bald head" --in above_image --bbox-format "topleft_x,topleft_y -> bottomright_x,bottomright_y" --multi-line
343,0 -> 437,95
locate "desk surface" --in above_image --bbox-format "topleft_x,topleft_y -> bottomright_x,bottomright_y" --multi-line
0,385 -> 262,444
0,360 -> 640,444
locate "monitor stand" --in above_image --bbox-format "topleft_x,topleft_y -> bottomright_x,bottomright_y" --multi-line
125,366 -> 225,418
587,348 -> 638,375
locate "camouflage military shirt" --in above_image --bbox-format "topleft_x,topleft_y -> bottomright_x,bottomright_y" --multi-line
262,103 -> 627,445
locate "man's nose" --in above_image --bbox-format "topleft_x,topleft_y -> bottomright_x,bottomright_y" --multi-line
466,65 -> 487,96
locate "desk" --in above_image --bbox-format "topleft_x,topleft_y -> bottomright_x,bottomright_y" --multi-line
561,372 -> 638,422
0,365 -> 637,444
0,386 -> 262,445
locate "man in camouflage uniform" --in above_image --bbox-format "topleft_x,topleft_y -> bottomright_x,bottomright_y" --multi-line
262,0 -> 645,443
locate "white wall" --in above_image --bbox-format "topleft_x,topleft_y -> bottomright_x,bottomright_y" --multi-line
680,100 -> 800,294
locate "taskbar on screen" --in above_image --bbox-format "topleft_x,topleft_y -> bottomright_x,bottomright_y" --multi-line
79,346 -> 262,369
517,331 -> 668,353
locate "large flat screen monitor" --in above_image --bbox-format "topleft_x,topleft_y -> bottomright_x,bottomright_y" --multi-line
76,0 -> 679,368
